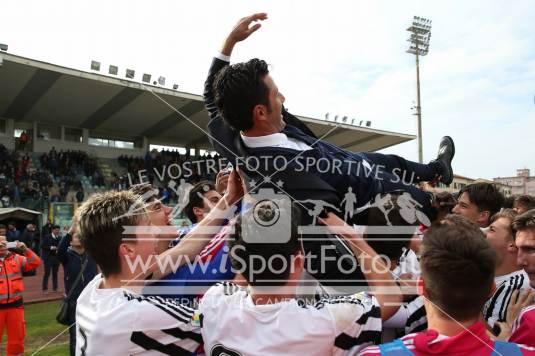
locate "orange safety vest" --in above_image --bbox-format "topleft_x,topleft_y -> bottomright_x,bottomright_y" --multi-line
0,249 -> 42,308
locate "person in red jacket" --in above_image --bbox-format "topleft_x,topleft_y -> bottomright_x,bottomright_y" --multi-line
0,235 -> 42,356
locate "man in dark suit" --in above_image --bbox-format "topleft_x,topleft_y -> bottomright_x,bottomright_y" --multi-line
203,13 -> 455,222
40,224 -> 61,293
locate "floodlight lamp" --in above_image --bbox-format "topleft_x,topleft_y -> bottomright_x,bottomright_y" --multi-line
142,73 -> 151,83
366,121 -> 371,127
126,69 -> 135,79
90,60 -> 101,71
0,43 -> 8,51
173,84 -> 179,90
158,76 -> 166,85
109,65 -> 118,75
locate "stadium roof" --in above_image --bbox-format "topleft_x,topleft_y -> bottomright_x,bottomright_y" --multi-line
0,52 -> 415,152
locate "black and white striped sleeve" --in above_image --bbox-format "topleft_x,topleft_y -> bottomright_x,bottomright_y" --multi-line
483,273 -> 528,327
127,294 -> 202,355
317,293 -> 382,355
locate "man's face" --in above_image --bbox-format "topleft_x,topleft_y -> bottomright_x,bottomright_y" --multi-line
452,192 -> 488,227
0,228 -> 6,236
71,233 -> 82,248
485,217 -> 513,263
262,74 -> 286,133
514,203 -> 529,215
8,224 -> 15,231
131,216 -> 158,268
146,199 -> 173,229
52,228 -> 60,236
516,228 -> 535,288
195,190 -> 222,222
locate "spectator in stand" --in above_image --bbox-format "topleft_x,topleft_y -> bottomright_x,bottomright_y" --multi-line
75,187 -> 84,203
58,219 -> 98,356
0,235 -> 42,356
18,130 -> 28,151
360,214 -> 535,355
514,195 -> 535,215
5,222 -> 21,242
20,223 -> 39,252
483,209 -> 531,329
41,225 -> 61,293
452,182 -> 505,228
0,225 -> 6,238
41,219 -> 53,238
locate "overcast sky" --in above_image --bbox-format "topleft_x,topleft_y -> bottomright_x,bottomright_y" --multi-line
1,0 -> 534,180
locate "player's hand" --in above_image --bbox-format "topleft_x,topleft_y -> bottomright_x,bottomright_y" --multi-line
227,13 -> 268,44
215,169 -> 230,194
494,289 -> 535,340
223,168 -> 244,206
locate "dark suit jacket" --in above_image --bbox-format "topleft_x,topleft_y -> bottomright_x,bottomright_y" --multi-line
40,233 -> 61,259
203,57 -> 379,208
204,57 -> 369,286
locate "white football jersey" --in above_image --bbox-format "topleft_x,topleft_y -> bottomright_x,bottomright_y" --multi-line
483,269 -> 531,327
199,282 -> 382,356
76,274 -> 202,355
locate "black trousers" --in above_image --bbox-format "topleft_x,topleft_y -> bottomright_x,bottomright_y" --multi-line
42,256 -> 60,290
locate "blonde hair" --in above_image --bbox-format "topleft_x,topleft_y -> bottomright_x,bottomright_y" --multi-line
76,190 -> 147,276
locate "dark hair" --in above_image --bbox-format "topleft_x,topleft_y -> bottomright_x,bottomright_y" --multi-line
230,203 -> 302,287
213,58 -> 270,131
503,195 -> 516,209
459,183 -> 505,216
52,225 -> 61,230
514,195 -> 535,211
184,181 -> 216,223
421,214 -> 496,321
0,224 -> 6,231
512,208 -> 535,234
363,193 -> 418,260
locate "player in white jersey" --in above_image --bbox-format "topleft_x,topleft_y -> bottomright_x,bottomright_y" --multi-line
199,196 -> 403,355
75,169 -> 244,355
483,209 -> 531,328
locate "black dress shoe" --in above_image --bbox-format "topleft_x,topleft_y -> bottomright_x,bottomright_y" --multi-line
435,136 -> 455,185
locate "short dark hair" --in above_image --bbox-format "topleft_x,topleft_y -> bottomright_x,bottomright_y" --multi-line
52,225 -> 61,230
514,195 -> 535,211
76,190 -> 145,277
459,183 -> 505,216
0,224 -> 6,231
213,58 -> 270,131
420,214 -> 496,321
363,193 -> 418,260
184,181 -> 215,224
230,203 -> 302,287
512,208 -> 535,235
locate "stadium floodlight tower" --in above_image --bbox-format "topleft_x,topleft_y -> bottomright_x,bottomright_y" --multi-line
407,15 -> 432,163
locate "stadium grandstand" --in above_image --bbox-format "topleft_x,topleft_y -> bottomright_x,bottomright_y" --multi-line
0,50 -> 415,223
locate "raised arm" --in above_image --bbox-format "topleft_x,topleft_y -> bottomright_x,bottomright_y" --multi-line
319,213 -> 403,320
203,13 -> 267,157
150,168 -> 244,279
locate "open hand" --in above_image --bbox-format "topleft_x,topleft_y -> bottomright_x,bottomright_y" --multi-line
227,13 -> 268,44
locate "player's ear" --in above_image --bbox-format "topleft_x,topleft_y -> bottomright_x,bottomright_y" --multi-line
417,277 -> 426,297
